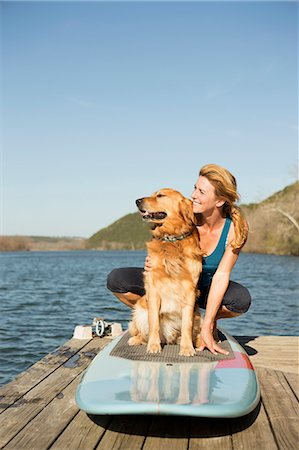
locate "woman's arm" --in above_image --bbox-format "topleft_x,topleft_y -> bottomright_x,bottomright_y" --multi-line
204,248 -> 239,324
198,243 -> 240,355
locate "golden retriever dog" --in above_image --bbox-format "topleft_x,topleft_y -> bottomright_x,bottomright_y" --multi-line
128,188 -> 203,356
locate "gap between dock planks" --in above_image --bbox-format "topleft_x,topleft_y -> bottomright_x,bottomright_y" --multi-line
0,335 -> 298,450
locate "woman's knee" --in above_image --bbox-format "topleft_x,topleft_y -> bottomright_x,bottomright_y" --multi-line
241,287 -> 252,313
223,282 -> 252,314
106,267 -> 145,296
106,268 -> 125,293
237,285 -> 251,313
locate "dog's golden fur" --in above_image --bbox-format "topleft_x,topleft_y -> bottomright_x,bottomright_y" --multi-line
128,188 -> 203,356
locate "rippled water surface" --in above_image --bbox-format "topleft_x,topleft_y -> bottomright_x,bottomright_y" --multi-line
0,251 -> 298,386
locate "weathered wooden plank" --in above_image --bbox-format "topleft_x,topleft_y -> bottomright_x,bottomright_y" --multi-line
95,415 -> 150,450
142,416 -> 189,450
283,372 -> 299,400
235,336 -> 299,374
0,339 -> 109,448
4,375 -> 80,449
257,367 -> 299,450
230,402 -> 278,450
189,417 -> 232,450
0,337 -> 93,413
50,412 -> 111,450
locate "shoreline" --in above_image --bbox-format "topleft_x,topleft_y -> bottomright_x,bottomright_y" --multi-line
0,247 -> 298,256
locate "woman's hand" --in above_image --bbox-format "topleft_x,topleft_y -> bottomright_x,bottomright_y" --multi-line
197,321 -> 229,355
143,255 -> 152,273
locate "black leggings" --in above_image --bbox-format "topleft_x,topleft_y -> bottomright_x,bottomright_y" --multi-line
107,267 -> 251,314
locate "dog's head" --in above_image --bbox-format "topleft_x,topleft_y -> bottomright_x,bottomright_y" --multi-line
136,188 -> 196,236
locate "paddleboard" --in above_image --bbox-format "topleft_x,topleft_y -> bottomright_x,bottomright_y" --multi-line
76,328 -> 260,418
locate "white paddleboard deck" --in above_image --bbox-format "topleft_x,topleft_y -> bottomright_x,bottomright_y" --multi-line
76,328 -> 260,418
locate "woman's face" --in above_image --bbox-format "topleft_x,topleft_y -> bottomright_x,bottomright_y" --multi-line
191,176 -> 221,215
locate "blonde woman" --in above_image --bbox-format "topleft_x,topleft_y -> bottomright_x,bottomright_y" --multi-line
190,164 -> 250,354
107,164 -> 251,355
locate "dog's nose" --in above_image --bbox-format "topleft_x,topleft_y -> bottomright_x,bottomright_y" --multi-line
136,198 -> 143,207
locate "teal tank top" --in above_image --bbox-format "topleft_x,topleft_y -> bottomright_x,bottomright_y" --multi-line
200,217 -> 232,289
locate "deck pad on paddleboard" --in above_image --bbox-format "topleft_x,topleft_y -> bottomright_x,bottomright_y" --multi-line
76,328 -> 260,418
110,330 -> 233,363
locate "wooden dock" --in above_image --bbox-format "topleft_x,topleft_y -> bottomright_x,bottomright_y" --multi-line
0,334 -> 298,450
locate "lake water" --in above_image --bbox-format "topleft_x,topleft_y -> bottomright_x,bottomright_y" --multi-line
0,251 -> 298,386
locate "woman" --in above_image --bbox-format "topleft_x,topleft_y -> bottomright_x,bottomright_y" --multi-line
107,164 -> 251,355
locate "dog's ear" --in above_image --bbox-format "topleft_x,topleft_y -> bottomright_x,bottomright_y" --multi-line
179,197 -> 196,225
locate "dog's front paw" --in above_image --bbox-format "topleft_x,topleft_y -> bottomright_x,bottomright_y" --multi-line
179,345 -> 196,357
128,335 -> 144,346
147,341 -> 162,354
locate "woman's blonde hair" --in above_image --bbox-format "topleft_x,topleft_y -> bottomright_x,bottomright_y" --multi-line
199,163 -> 248,250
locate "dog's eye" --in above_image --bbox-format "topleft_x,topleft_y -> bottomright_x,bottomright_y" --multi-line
156,194 -> 165,198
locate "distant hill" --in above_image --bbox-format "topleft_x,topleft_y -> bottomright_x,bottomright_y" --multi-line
241,181 -> 299,255
87,213 -> 151,250
87,181 -> 299,256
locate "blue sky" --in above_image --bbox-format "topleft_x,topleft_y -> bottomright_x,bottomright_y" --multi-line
2,1 -> 298,237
